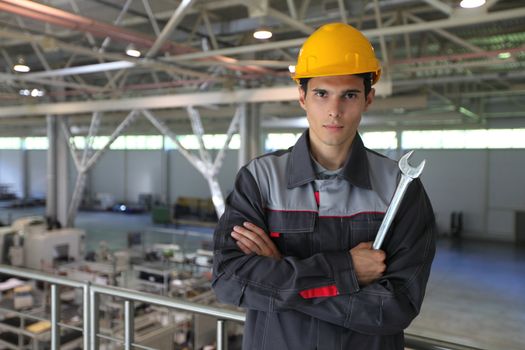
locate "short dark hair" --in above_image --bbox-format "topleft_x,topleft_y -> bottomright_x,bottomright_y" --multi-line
299,73 -> 372,99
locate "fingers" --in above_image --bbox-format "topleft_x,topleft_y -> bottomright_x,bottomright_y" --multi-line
231,222 -> 282,259
236,240 -> 252,255
355,241 -> 373,249
242,222 -> 274,247
231,229 -> 262,255
353,241 -> 385,260
349,242 -> 387,286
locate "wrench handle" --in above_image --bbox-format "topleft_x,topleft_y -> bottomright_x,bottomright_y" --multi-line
372,176 -> 413,250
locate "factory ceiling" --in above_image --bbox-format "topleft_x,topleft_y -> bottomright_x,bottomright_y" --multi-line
0,0 -> 525,136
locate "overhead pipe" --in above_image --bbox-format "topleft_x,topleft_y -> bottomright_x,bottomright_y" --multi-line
0,0 -> 272,75
0,0 -> 176,53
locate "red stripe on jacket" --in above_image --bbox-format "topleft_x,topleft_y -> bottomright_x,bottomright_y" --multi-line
299,285 -> 339,299
314,191 -> 320,206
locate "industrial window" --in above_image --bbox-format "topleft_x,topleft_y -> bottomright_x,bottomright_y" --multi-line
265,133 -> 301,151
0,137 -> 22,149
109,136 -> 126,150
24,137 -> 48,150
402,129 -> 525,149
164,134 -> 240,150
361,131 -> 398,150
122,135 -> 163,149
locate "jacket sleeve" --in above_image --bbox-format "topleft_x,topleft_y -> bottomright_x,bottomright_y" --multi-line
212,166 -> 360,312
272,179 -> 436,335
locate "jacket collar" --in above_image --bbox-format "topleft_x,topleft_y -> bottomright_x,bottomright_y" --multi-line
287,130 -> 372,190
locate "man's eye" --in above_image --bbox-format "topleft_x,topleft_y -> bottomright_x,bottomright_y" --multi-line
314,90 -> 326,97
344,92 -> 357,99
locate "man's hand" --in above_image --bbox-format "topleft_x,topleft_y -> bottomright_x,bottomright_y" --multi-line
349,242 -> 386,286
231,222 -> 282,260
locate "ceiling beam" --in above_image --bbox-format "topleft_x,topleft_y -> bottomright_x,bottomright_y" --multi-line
421,0 -> 453,16
146,0 -> 195,58
0,79 -> 397,118
0,86 -> 299,117
23,61 -> 135,79
0,72 -> 106,92
403,12 -> 483,53
0,28 -> 214,80
266,7 -> 314,35
168,6 -> 525,61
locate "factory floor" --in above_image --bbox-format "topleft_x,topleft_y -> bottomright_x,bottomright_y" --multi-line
1,207 -> 524,350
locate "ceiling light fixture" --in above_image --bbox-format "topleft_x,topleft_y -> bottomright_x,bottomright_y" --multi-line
253,29 -> 272,40
125,44 -> 141,58
19,88 -> 45,97
31,88 -> 45,97
459,0 -> 486,9
13,57 -> 30,73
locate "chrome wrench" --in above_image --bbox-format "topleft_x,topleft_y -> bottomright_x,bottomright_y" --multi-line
373,151 -> 426,250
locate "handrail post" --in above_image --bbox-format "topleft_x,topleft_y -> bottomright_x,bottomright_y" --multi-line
83,282 -> 90,350
50,284 -> 61,349
217,319 -> 227,350
90,289 -> 99,350
124,300 -> 134,350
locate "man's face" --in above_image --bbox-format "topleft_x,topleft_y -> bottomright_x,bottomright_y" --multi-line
299,75 -> 374,152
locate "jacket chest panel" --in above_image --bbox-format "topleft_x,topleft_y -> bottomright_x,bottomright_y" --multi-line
265,181 -> 386,258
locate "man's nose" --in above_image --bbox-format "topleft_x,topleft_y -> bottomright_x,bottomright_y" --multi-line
327,97 -> 342,118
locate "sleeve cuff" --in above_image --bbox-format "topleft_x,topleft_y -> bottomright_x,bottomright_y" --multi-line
325,251 -> 360,295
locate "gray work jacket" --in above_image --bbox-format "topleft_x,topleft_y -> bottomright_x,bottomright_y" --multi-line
212,131 -> 436,350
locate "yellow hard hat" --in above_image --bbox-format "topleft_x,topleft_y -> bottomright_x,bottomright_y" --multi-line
292,23 -> 381,85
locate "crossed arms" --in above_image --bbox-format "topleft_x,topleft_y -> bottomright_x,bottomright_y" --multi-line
212,166 -> 435,335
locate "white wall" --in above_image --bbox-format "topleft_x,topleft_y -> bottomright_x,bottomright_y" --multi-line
87,149 -> 238,203
417,150 -> 488,237
412,149 -> 525,241
1,147 -> 524,242
126,150 -> 163,202
28,150 -> 47,198
90,151 -> 126,201
487,150 -> 525,240
0,150 -> 23,197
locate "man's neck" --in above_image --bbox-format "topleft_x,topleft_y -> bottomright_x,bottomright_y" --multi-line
310,142 -> 352,171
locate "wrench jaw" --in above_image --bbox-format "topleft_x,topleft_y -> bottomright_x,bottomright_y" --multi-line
399,151 -> 426,179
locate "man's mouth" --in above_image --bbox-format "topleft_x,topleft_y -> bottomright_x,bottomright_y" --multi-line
323,124 -> 343,129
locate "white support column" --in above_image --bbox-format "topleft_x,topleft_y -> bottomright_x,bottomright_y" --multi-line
56,119 -> 70,227
46,115 -> 57,219
21,140 -> 29,200
160,136 -> 170,205
239,103 -> 261,168
238,103 -> 248,169
62,111 -> 137,226
47,115 -> 69,225
187,106 -> 225,217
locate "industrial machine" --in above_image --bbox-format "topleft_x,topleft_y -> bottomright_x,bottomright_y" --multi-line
23,227 -> 84,271
0,216 -> 85,272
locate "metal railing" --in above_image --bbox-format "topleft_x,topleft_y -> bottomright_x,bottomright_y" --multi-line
0,265 -> 89,350
89,283 -> 244,350
0,264 -> 484,350
405,334 -> 485,350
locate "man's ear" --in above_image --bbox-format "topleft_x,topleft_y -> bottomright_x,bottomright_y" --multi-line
364,88 -> 375,111
298,86 -> 307,111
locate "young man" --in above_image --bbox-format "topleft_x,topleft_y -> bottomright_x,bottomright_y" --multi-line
212,23 -> 435,349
